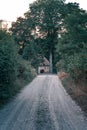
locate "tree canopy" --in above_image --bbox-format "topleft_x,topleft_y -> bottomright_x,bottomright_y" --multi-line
11,0 -> 87,76
11,0 -> 66,72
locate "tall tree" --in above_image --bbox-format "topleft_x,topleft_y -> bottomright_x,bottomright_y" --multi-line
11,0 -> 66,73
28,0 -> 66,73
57,3 -> 87,79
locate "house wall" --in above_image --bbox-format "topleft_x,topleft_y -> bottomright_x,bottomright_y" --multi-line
38,66 -> 50,74
0,20 -> 11,31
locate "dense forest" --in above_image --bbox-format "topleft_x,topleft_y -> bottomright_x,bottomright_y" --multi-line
0,0 -> 87,106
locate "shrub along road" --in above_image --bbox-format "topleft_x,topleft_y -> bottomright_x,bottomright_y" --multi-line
0,75 -> 87,130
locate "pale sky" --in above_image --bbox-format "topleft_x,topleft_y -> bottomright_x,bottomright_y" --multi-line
0,0 -> 35,22
66,0 -> 87,10
0,0 -> 86,22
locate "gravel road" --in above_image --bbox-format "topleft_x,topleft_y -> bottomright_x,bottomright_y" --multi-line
0,75 -> 87,130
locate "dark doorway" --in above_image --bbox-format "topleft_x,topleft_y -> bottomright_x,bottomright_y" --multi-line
40,69 -> 44,73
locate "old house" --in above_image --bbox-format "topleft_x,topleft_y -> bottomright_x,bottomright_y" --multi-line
0,20 -> 11,31
38,57 -> 50,74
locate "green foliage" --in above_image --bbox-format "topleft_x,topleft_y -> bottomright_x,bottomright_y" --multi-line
29,0 -> 66,56
10,0 -> 87,76
57,3 -> 87,79
0,30 -> 16,100
16,54 -> 36,81
22,39 -> 43,69
11,0 -> 66,72
59,52 -> 87,78
0,30 -> 36,106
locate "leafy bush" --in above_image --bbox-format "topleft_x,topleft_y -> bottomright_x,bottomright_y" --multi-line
57,50 -> 87,80
16,54 -> 36,81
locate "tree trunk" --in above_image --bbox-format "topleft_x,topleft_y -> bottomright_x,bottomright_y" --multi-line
49,51 -> 53,73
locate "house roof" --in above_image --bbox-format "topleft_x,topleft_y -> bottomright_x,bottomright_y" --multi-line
40,57 -> 50,66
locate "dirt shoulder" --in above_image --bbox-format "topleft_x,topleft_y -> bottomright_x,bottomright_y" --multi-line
58,72 -> 87,117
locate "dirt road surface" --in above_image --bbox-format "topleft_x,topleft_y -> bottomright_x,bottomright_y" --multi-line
0,75 -> 87,130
